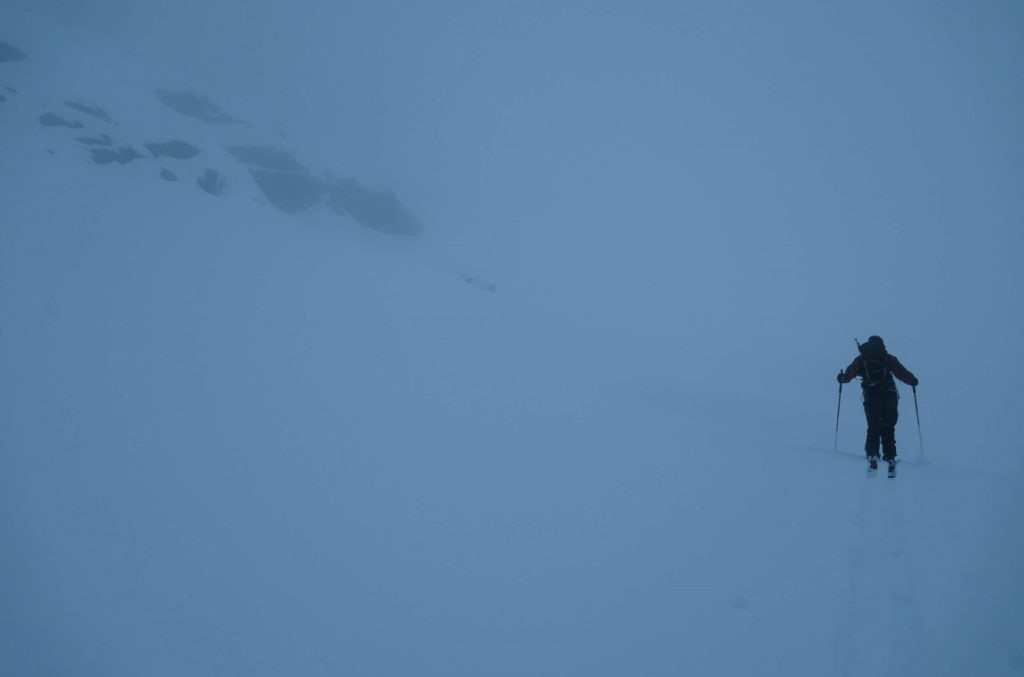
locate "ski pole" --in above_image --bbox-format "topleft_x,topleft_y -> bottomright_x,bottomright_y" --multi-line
913,386 -> 924,455
834,379 -> 843,451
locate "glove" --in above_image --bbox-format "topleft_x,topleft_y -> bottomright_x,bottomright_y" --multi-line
910,377 -> 919,387
836,370 -> 846,384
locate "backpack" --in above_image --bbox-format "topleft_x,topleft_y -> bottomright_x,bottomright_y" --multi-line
858,338 -> 894,391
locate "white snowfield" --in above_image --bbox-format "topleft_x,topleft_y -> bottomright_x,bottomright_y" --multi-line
2,4 -> 1022,676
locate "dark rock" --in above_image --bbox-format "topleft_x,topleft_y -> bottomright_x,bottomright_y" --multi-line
90,147 -> 143,165
64,100 -> 114,124
248,168 -> 325,214
76,133 -> 113,146
197,169 -> 225,195
39,113 -> 83,129
145,140 -> 201,159
326,179 -> 418,234
6,86 -> 18,94
227,145 -> 304,173
160,169 -> 179,182
0,42 -> 27,62
226,143 -> 418,232
156,89 -> 235,124
227,145 -> 323,213
462,274 -> 497,293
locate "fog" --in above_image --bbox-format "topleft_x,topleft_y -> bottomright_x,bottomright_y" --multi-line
77,1 -> 1022,355
3,1 -> 1023,675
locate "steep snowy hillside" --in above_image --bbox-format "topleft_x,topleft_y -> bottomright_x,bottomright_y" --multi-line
3,174 -> 1022,677
0,31 -> 417,236
3,4 -> 1024,677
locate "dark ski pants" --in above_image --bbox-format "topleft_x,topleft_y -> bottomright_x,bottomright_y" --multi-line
863,390 -> 899,461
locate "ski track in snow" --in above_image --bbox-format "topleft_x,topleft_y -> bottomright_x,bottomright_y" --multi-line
834,459 -> 924,677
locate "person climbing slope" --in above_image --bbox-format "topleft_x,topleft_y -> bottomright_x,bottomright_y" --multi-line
837,335 -> 919,476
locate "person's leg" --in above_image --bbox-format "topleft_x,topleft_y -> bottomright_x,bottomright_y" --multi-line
881,391 -> 900,462
863,399 -> 882,459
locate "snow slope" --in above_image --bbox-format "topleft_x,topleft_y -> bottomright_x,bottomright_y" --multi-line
3,5 -> 1024,676
4,131 -> 1022,677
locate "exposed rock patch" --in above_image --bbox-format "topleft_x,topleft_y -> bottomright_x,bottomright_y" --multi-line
157,90 -> 236,124
0,42 -> 27,62
64,100 -> 114,124
77,133 -> 113,146
249,169 -> 325,214
90,147 -> 143,165
226,145 -> 304,173
145,140 -> 201,159
326,179 -> 418,235
197,169 -> 225,195
39,113 -> 83,129
227,145 -> 324,213
226,144 -> 417,232
160,169 -> 179,181
461,274 -> 497,293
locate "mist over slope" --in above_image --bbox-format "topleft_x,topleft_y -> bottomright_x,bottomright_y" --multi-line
3,3 -> 1024,676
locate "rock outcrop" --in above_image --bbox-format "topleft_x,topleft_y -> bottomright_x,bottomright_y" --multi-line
156,90 -> 236,124
0,42 -> 27,62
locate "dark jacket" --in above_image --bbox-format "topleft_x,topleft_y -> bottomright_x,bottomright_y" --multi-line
840,354 -> 918,388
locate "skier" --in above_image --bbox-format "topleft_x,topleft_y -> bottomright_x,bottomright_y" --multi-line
837,335 -> 919,475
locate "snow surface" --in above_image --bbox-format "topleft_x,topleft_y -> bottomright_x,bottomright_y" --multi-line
2,3 -> 1023,676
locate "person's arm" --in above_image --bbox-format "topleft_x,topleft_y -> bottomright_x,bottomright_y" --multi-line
837,356 -> 861,384
887,355 -> 919,387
